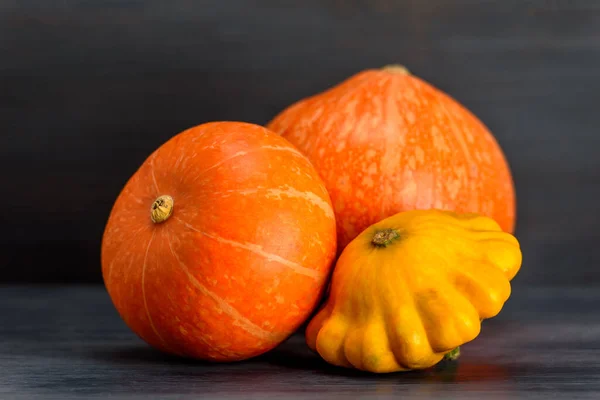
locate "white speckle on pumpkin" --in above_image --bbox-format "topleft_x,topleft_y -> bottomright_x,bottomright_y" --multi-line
432,126 -> 450,152
399,179 -> 417,203
447,179 -> 461,200
367,163 -> 377,175
362,175 -> 374,188
337,175 -> 351,192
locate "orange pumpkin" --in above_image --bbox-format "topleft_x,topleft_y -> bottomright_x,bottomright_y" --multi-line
268,66 -> 516,250
101,121 -> 337,361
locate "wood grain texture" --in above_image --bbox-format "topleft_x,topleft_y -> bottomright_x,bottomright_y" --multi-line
1,285 -> 599,399
2,0 -> 600,283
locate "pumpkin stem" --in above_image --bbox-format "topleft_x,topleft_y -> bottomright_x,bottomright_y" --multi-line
371,228 -> 400,247
443,347 -> 461,361
381,64 -> 410,75
151,195 -> 174,224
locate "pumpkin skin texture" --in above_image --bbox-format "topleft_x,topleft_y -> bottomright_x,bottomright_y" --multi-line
306,209 -> 521,373
101,121 -> 337,362
267,66 -> 516,250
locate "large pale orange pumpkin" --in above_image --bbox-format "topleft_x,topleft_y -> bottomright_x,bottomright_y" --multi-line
101,121 -> 337,361
268,66 -> 516,250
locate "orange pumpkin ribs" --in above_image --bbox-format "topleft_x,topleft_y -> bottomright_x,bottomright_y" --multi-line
268,66 -> 516,250
101,121 -> 337,361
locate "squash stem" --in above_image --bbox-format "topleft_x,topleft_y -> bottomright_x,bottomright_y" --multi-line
372,228 -> 400,247
444,347 -> 461,361
151,195 -> 174,224
381,64 -> 410,75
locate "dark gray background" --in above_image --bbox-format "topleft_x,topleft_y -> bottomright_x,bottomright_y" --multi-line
1,0 -> 597,284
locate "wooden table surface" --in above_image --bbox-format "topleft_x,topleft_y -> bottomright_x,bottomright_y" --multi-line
1,285 -> 598,399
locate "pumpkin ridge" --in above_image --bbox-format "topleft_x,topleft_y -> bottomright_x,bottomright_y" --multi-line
104,258 -> 116,288
326,71 -> 379,104
452,270 -> 508,319
164,233 -> 231,360
150,154 -> 160,193
378,77 -> 406,221
342,327 -> 365,370
417,288 -> 480,353
261,185 -> 334,219
141,230 -> 169,346
211,185 -> 334,220
437,98 -> 479,208
166,234 -> 286,343
196,145 -> 305,179
198,149 -> 251,177
103,236 -> 129,285
315,317 -> 352,368
412,289 -> 451,353
392,302 -> 435,369
103,224 -> 147,286
383,261 -> 434,369
259,144 -> 306,157
174,217 -> 322,280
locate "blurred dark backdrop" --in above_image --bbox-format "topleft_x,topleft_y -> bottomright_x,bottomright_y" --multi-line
1,0 -> 598,285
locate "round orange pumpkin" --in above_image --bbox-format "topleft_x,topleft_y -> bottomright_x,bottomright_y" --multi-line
267,66 -> 516,250
101,121 -> 337,361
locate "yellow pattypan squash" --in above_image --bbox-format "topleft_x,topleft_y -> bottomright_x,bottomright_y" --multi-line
306,209 -> 522,373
